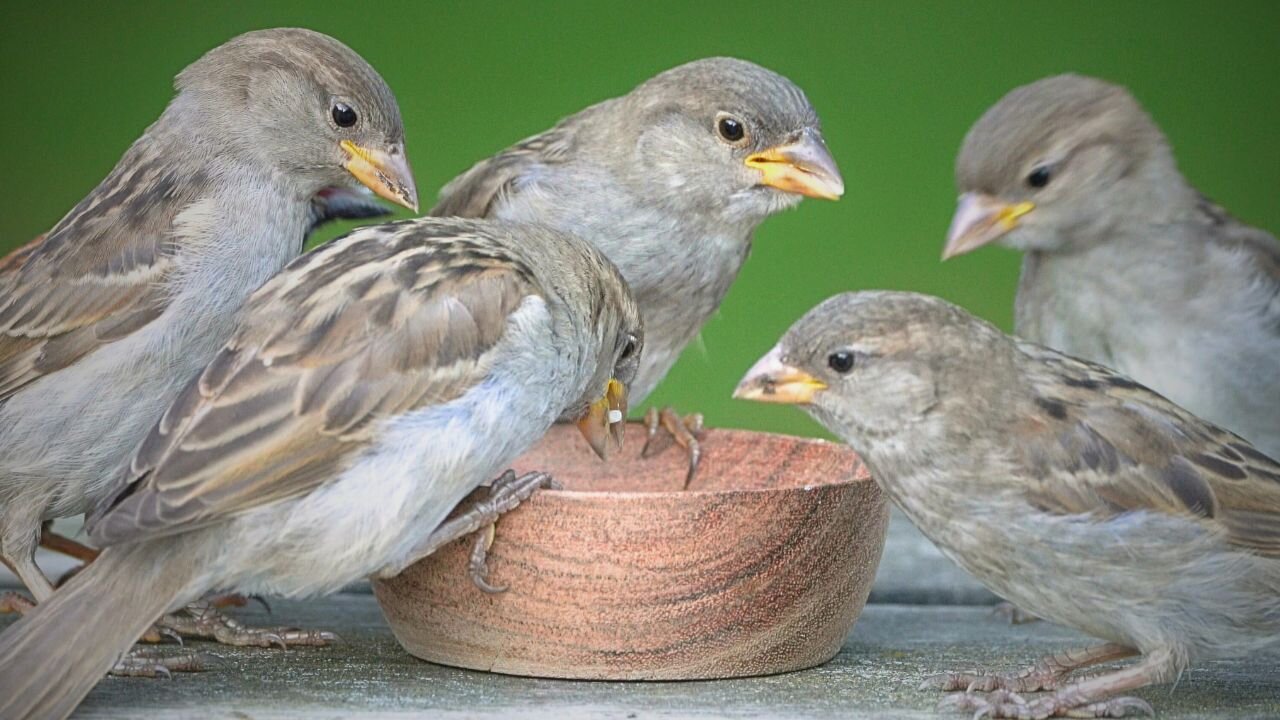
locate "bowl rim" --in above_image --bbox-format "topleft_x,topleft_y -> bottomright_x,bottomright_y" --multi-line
513,424 -> 873,500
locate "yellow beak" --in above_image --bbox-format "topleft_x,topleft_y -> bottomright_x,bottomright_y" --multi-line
745,128 -> 844,201
340,140 -> 419,213
733,347 -> 827,405
942,192 -> 1034,260
576,378 -> 628,460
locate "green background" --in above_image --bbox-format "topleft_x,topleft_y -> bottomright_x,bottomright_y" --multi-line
2,1 -> 1277,440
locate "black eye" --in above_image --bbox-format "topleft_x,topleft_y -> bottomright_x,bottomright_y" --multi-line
331,102 -> 358,128
619,335 -> 638,361
1026,165 -> 1052,189
827,351 -> 855,374
717,116 -> 745,143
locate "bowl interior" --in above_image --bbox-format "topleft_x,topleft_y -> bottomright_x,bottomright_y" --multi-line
511,422 -> 868,494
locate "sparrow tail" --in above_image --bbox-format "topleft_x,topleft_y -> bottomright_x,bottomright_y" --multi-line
0,540 -> 198,720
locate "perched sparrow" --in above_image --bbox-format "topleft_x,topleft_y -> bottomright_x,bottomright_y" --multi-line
431,57 -> 842,484
736,290 -> 1280,719
0,217 -> 642,720
943,73 -> 1279,459
0,27 -> 416,642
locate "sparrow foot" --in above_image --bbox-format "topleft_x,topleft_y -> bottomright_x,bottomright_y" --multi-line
0,591 -> 36,615
159,601 -> 337,648
922,644 -> 1137,693
376,470 -> 559,589
641,407 -> 704,488
108,645 -> 211,678
464,470 -> 559,593
992,601 -> 1042,625
942,690 -> 1152,719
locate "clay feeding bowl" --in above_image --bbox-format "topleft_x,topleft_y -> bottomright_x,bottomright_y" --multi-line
372,423 -> 887,681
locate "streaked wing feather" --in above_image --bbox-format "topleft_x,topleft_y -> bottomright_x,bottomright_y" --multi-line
89,224 -> 539,546
0,151 -> 202,400
430,113 -> 585,219
1017,345 -> 1280,558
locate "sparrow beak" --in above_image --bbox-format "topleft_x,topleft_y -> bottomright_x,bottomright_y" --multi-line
745,128 -> 844,200
942,192 -> 1034,260
577,378 -> 628,460
733,346 -> 827,405
340,140 -> 419,213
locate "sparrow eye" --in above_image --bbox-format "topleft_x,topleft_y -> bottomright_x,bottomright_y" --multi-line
827,351 -> 855,374
331,102 -> 358,128
1026,165 -> 1052,189
716,114 -> 746,144
619,334 -> 639,361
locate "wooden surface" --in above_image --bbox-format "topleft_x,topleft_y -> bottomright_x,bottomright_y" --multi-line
373,424 -> 887,680
24,596 -> 1278,720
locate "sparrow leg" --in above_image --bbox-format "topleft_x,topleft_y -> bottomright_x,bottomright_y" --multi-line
938,649 -> 1166,719
38,526 -> 100,563
108,645 -> 210,678
0,591 -> 36,615
640,407 -> 704,488
992,601 -> 1042,625
1,526 -> 55,603
207,592 -> 270,613
925,643 -> 1136,692
35,529 -> 264,615
157,601 -> 337,647
375,470 -> 558,588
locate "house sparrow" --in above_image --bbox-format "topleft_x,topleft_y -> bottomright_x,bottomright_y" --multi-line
0,217 -> 642,720
0,27 -> 416,646
736,290 -> 1280,719
943,73 -> 1279,459
431,57 -> 842,485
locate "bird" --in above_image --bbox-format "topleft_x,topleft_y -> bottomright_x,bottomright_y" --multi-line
942,73 -> 1279,460
0,27 -> 417,650
735,290 -> 1280,719
430,56 -> 843,485
0,216 -> 643,720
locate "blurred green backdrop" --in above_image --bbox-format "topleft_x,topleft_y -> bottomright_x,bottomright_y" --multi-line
2,1 -> 1277,440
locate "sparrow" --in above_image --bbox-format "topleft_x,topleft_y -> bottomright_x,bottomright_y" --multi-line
0,217 -> 642,720
0,27 -> 417,646
431,57 -> 842,485
736,290 -> 1280,719
942,73 -> 1279,459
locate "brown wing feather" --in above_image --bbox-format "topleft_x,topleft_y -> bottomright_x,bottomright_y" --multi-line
430,106 -> 597,219
0,149 -> 204,400
88,222 -> 539,546
1016,344 -> 1280,558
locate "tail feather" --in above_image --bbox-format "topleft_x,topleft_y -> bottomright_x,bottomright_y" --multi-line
0,541 -> 197,720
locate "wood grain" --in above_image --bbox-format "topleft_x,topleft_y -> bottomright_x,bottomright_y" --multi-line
372,424 -> 887,680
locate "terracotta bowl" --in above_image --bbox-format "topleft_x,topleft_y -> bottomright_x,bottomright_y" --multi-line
372,423 -> 887,681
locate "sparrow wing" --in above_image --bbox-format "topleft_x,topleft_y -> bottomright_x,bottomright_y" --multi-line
429,103 -> 610,219
1015,345 -> 1280,559
0,155 -> 200,399
89,220 -> 541,546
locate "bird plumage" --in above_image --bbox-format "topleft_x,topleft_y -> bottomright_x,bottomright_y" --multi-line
0,217 -> 641,719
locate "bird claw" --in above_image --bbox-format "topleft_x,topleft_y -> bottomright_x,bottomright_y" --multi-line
109,646 -> 210,678
939,690 -> 1152,719
159,601 -> 337,648
464,470 -> 558,593
640,407 -> 704,488
0,591 -> 36,615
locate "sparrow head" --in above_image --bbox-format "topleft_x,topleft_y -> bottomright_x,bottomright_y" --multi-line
174,28 -> 417,212
599,57 -> 842,223
735,291 -> 1015,443
945,74 -> 1179,259
534,230 -> 642,460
